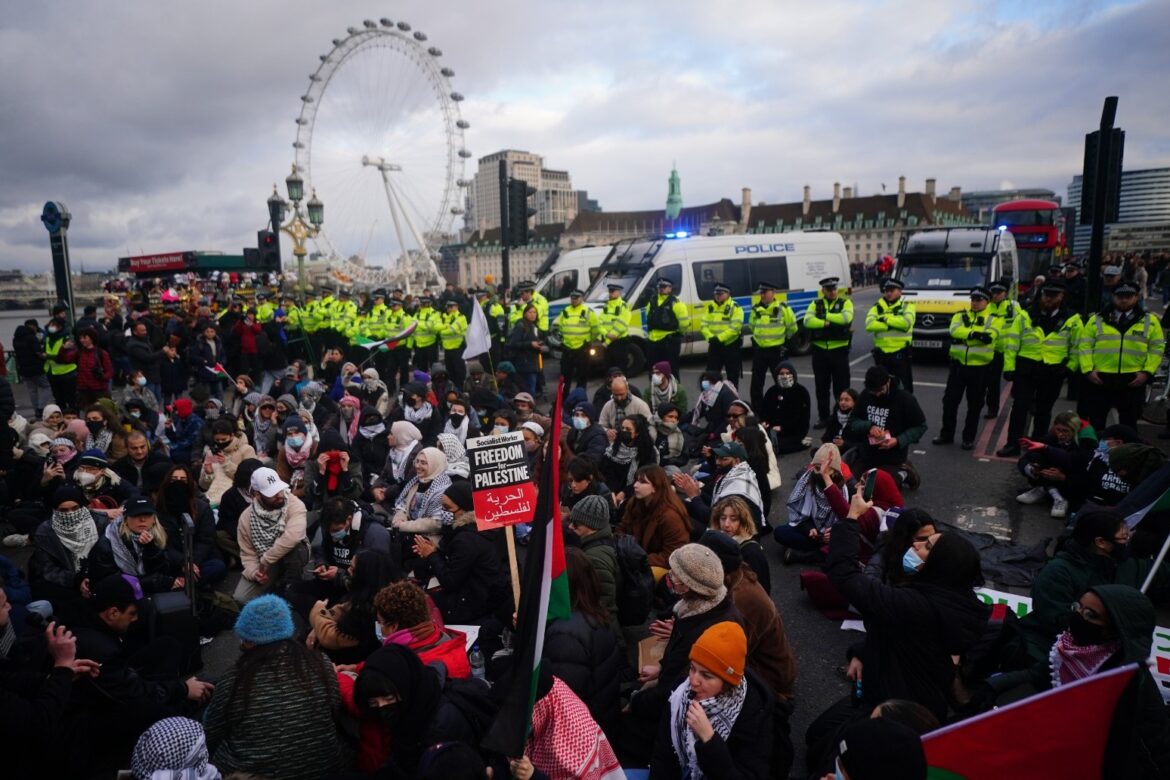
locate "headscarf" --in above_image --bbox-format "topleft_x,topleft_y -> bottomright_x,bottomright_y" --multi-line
415,447 -> 449,483
388,421 -> 423,481
528,677 -> 624,780
354,645 -> 443,774
436,433 -> 470,479
338,394 -> 362,444
131,716 -> 221,780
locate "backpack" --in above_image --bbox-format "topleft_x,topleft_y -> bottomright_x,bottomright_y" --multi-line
647,295 -> 680,332
613,535 -> 654,626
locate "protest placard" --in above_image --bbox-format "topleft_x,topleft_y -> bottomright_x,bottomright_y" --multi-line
467,431 -> 538,531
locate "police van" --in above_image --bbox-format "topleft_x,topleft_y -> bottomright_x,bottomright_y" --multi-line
534,245 -> 612,322
581,231 -> 851,373
892,227 -> 1019,354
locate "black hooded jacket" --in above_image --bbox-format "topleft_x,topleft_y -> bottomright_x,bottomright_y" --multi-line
761,361 -> 811,445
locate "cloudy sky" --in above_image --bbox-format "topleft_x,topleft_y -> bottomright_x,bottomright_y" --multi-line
1,0 -> 1167,274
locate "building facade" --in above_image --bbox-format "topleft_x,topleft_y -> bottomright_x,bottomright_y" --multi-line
470,149 -> 580,232
1067,167 -> 1170,253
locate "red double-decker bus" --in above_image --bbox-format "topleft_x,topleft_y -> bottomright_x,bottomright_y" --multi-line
992,199 -> 1067,293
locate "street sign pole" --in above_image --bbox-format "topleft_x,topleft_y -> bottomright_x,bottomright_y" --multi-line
41,201 -> 76,328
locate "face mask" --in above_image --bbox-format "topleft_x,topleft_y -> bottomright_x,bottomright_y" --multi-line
619,430 -> 633,445
360,423 -> 385,439
1109,540 -> 1131,563
330,528 -> 348,542
572,416 -> 588,431
287,436 -> 305,449
76,471 -> 98,487
523,440 -> 539,454
1096,440 -> 1110,454
902,547 -> 923,575
651,372 -> 663,385
374,621 -> 386,642
1068,610 -> 1109,646
47,326 -> 60,335
701,380 -> 712,391
205,408 -> 220,420
136,376 -> 147,387
86,420 -> 104,435
778,375 -> 795,389
29,442 -> 50,457
449,413 -> 465,428
661,420 -> 678,432
493,425 -> 509,436
376,703 -> 400,726
130,410 -> 142,419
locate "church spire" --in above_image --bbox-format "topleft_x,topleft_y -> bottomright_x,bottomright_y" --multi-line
665,163 -> 682,220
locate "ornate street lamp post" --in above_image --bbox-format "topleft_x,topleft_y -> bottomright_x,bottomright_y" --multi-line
272,164 -> 324,295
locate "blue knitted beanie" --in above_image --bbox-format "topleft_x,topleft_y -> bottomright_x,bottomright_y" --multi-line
234,594 -> 294,645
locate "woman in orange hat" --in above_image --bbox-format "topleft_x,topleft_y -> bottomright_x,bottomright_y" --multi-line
650,621 -> 775,779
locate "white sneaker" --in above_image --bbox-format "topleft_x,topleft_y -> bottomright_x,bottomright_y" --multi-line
2,534 -> 29,548
1016,487 -> 1047,505
1051,497 -> 1069,519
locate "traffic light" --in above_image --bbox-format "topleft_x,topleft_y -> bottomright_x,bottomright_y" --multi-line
506,179 -> 537,247
256,230 -> 281,271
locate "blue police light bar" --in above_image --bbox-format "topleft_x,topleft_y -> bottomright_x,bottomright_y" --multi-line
675,230 -> 689,238
664,231 -> 676,238
997,225 -> 1007,231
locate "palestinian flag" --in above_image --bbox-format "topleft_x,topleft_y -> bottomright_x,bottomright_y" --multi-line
356,321 -> 418,352
206,362 -> 232,382
924,664 -> 1139,779
482,377 -> 570,758
1116,462 -> 1170,529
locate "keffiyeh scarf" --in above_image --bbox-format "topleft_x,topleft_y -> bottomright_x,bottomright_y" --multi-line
105,521 -> 147,576
86,428 -> 114,454
668,677 -> 747,780
436,433 -> 470,479
1050,632 -> 1121,688
651,375 -> 678,413
785,469 -> 836,533
131,716 -> 221,780
51,507 -> 99,569
404,401 -> 434,426
528,678 -> 624,780
249,491 -> 290,556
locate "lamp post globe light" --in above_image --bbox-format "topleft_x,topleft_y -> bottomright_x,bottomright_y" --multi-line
273,163 -> 324,294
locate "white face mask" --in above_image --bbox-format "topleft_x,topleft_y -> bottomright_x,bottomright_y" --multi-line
651,372 -> 663,385
493,425 -> 509,436
778,374 -> 795,389
76,471 -> 99,487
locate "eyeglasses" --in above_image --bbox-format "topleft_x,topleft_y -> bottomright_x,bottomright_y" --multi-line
1070,601 -> 1104,622
912,534 -> 932,543
728,413 -> 745,420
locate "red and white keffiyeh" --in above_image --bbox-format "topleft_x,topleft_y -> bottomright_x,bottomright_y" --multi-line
527,677 -> 625,780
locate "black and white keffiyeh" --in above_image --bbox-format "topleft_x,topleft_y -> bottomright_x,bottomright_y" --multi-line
668,677 -> 747,780
249,490 -> 290,556
131,716 -> 220,779
51,507 -> 99,569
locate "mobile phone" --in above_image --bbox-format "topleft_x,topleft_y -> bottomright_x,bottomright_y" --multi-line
862,469 -> 878,501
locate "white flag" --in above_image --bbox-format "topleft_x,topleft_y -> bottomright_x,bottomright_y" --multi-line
463,300 -> 491,359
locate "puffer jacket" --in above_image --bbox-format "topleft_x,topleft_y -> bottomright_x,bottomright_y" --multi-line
413,510 -> 513,625
543,611 -> 623,733
197,433 -> 258,505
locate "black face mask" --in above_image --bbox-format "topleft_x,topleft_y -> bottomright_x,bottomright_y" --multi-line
449,413 -> 465,427
618,430 -> 633,445
376,703 -> 401,727
1068,610 -> 1111,647
163,482 -> 190,514
86,420 -> 104,435
1109,541 -> 1131,563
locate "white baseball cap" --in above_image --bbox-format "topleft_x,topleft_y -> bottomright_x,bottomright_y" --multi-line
250,466 -> 289,498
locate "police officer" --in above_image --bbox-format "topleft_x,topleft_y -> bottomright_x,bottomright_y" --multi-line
984,278 -> 1022,418
995,279 -> 1082,457
1061,260 -> 1088,315
804,277 -> 853,427
933,287 -> 999,450
255,291 -> 276,324
412,295 -> 442,374
555,289 -> 600,390
865,278 -> 916,393
598,283 -> 632,371
385,296 -> 414,391
644,277 -> 690,380
439,299 -> 469,387
1078,280 -> 1164,432
701,283 -> 743,388
747,281 -> 795,409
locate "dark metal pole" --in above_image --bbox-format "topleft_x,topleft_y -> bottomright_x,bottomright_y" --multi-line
1085,96 -> 1118,314
499,158 -> 510,293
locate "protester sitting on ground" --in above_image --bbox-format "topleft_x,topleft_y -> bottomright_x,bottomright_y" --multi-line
775,444 -> 849,564
1079,423 -> 1142,509
566,401 -> 608,465
436,432 -> 471,482
863,508 -> 937,586
820,389 -> 864,456
687,370 -> 739,450
649,621 -> 775,780
648,401 -> 688,468
615,465 -> 691,578
112,430 -> 170,491
410,481 -> 512,626
82,403 -> 126,460
277,415 -> 314,496
71,574 -> 214,773
567,494 -> 620,628
248,395 -> 279,459
163,398 -> 204,466
676,441 -> 764,536
307,549 -> 400,664
489,408 -> 518,435
645,360 -> 689,415
825,488 -> 990,722
761,361 -> 812,454
29,485 -> 105,615
373,579 -> 470,678
234,467 -> 309,604
290,496 -> 392,615
129,717 -> 220,780
560,458 -> 615,524
203,595 -> 342,780
73,448 -> 139,511
88,496 -> 184,596
346,643 -> 497,777
846,365 -> 927,490
40,435 -> 80,496
1014,411 -> 1097,519
215,458 -> 262,568
600,413 -> 659,497
736,425 -> 780,521
397,381 -> 441,440
598,377 -> 651,431
350,405 -> 389,483
390,447 -> 453,546
698,530 -> 797,777
302,428 -> 364,513
372,420 -> 424,510
1017,509 -> 1168,664
820,718 -> 928,780
114,372 -> 160,421
627,543 -> 740,761
711,495 -> 770,593
441,394 -> 480,445
978,585 -> 1170,776
509,670 -> 624,780
154,465 -> 226,588
197,417 -> 257,508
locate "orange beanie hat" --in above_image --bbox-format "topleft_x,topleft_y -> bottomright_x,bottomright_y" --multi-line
689,621 -> 747,687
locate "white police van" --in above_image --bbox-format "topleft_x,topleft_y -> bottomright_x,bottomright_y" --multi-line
534,245 -> 612,322
581,231 -> 851,373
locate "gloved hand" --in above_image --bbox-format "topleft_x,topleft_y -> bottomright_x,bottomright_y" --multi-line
977,331 -> 994,344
